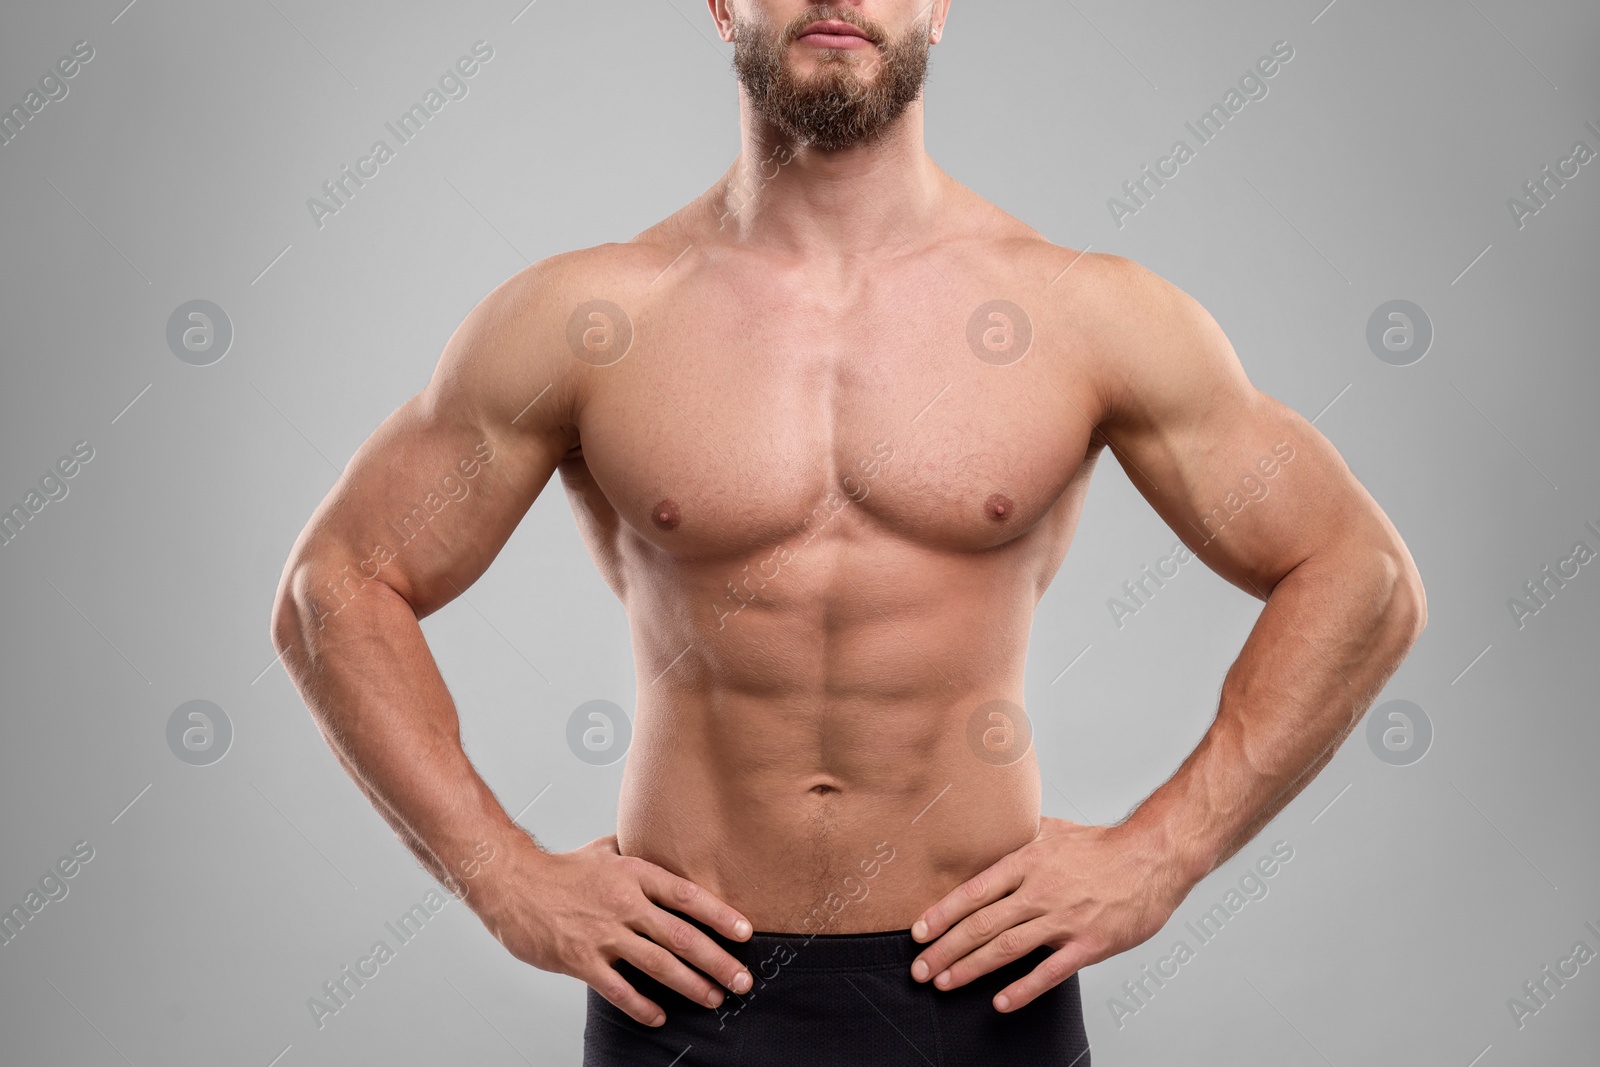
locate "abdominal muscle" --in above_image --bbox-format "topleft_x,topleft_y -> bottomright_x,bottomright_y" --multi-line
616,710 -> 1043,935
611,540 -> 1048,934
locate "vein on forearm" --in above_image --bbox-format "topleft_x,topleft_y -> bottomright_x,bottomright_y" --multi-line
1122,543 -> 1421,880
276,573 -> 525,876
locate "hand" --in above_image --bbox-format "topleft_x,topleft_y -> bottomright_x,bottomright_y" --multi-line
908,817 -> 1191,1012
470,834 -> 755,1026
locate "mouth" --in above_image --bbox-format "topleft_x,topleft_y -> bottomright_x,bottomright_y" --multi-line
795,19 -> 876,49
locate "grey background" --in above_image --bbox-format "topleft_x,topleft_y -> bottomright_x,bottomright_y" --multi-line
1,0 -> 1596,1064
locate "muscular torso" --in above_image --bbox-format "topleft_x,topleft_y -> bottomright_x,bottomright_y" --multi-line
551,187 -> 1110,932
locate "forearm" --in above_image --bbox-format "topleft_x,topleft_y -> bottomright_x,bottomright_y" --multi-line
329,743 -> 480,898
271,564 -> 536,898
1116,542 -> 1425,888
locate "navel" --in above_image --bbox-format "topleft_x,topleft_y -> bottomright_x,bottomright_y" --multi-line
985,492 -> 1015,521
651,498 -> 681,531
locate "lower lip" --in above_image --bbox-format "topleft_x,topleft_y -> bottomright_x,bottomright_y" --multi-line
798,31 -> 874,48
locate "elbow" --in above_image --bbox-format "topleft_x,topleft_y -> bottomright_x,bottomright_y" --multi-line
269,553 -> 325,661
1379,546 -> 1427,648
269,586 -> 302,660
270,549 -> 413,657
1404,571 -> 1428,639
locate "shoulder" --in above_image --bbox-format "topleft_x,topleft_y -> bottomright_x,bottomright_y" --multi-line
490,228 -> 705,337
427,237 -> 686,422
1032,248 -> 1187,328
942,206 -> 1158,322
1025,249 -> 1255,436
471,239 -> 674,324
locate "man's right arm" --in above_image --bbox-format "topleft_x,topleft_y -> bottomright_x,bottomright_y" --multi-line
268,256 -> 753,1025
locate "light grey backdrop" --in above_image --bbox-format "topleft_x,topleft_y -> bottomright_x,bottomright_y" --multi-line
2,0 -> 1597,1064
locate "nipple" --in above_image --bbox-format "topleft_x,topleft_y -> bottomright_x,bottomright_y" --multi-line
985,492 -> 1014,521
651,498 -> 681,531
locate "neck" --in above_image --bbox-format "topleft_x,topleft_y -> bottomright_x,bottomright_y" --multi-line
715,97 -> 944,259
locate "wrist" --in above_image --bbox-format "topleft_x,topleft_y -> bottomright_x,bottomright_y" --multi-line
455,829 -> 551,919
1108,814 -> 1214,901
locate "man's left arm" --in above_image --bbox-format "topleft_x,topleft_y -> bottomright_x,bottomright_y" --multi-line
909,254 -> 1427,1010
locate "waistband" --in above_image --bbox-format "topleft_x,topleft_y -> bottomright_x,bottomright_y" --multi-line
665,908 -> 923,972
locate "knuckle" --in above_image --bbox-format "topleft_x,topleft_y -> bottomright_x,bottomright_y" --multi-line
665,919 -> 698,954
639,944 -> 674,976
678,974 -> 715,1002
509,941 -> 543,968
539,936 -> 574,970
597,974 -> 634,1005
961,876 -> 988,901
969,909 -> 996,937
607,881 -> 646,916
588,925 -> 619,957
995,927 -> 1027,958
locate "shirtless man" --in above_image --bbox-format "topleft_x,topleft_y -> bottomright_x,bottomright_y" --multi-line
269,2 -> 1426,1063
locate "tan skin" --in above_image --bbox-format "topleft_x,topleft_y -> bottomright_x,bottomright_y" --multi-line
271,0 -> 1425,1029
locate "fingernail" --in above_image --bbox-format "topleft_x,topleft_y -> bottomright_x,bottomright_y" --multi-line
652,1013 -> 666,1027
994,994 -> 1010,1012
733,971 -> 752,993
707,990 -> 723,1008
911,920 -> 928,941
935,970 -> 951,989
911,959 -> 929,982
734,919 -> 752,939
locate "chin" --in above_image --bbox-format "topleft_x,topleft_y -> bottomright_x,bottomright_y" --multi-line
793,57 -> 872,85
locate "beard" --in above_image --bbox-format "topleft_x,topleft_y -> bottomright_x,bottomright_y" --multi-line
731,5 -> 931,151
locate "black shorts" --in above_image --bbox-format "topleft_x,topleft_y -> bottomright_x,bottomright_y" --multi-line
584,910 -> 1090,1066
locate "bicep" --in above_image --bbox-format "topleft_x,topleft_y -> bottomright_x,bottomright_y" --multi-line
1092,261 -> 1382,599
280,265 -> 579,619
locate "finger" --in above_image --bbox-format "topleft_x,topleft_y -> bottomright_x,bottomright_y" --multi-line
994,943 -> 1094,1013
928,917 -> 1052,992
587,962 -> 667,1027
635,860 -> 754,944
911,857 -> 1023,944
638,906 -> 754,999
618,932 -> 733,1012
911,897 -> 1035,984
